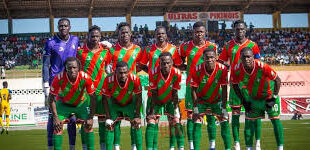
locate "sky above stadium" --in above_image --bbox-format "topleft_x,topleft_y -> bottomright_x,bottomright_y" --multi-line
0,13 -> 308,34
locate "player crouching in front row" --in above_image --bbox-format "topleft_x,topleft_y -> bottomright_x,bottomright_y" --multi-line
102,61 -> 143,150
146,52 -> 184,150
190,48 -> 231,150
49,57 -> 96,150
231,47 -> 283,150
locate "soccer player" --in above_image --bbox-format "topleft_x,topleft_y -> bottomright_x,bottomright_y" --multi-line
231,47 -> 283,150
110,22 -> 142,73
0,81 -> 12,134
109,22 -> 142,150
102,61 -> 143,150
218,20 -> 260,150
140,26 -> 183,149
140,26 -> 182,73
146,52 -> 184,150
178,21 -> 217,150
190,48 -> 231,150
42,18 -> 79,150
49,57 -> 96,150
76,25 -> 112,150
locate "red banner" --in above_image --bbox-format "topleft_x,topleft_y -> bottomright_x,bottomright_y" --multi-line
166,11 -> 241,22
281,96 -> 310,114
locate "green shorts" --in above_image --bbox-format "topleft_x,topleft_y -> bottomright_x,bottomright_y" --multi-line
245,96 -> 280,119
229,85 -> 242,108
197,100 -> 223,116
83,94 -> 105,115
185,84 -> 193,110
109,98 -> 138,120
153,101 -> 175,116
56,100 -> 90,121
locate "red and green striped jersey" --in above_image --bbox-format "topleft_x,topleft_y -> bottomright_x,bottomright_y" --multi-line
110,43 -> 142,73
140,43 -> 183,73
219,39 -> 260,79
190,62 -> 228,103
149,66 -> 182,104
231,60 -> 277,100
179,40 -> 217,85
50,71 -> 95,106
77,45 -> 112,95
102,72 -> 142,106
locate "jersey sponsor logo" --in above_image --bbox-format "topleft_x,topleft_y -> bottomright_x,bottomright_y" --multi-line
86,56 -> 92,61
59,47 -> 64,52
202,78 -> 207,83
190,50 -> 196,56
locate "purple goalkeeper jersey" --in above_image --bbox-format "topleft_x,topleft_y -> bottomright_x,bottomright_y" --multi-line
43,34 -> 79,84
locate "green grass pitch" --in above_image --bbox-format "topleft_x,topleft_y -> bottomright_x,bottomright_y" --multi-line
0,119 -> 309,150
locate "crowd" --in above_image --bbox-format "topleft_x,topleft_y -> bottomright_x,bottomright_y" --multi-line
0,25 -> 309,70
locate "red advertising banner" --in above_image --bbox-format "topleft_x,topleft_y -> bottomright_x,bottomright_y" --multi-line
166,11 -> 240,22
281,96 -> 310,114
278,71 -> 310,96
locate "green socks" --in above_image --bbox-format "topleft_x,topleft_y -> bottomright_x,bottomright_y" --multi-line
53,134 -> 63,150
232,114 -> 240,143
133,127 -> 143,150
254,119 -> 261,141
154,124 -> 159,149
146,123 -> 156,149
244,119 -> 255,147
207,115 -> 216,142
187,119 -> 194,142
99,122 -> 106,149
221,121 -> 232,150
193,123 -> 202,150
271,119 -> 284,146
169,123 -> 176,149
114,121 -> 121,146
175,123 -> 185,149
106,130 -> 114,150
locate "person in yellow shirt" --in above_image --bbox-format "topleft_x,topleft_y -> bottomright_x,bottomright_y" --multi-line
0,81 -> 12,134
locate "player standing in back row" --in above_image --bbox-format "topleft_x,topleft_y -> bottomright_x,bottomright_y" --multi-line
178,21 -> 217,150
42,18 -> 79,150
140,26 -> 183,149
218,20 -> 261,150
109,22 -> 142,150
76,25 -> 112,150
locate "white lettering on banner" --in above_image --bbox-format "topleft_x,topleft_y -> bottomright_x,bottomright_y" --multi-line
166,12 -> 241,22
306,104 -> 310,112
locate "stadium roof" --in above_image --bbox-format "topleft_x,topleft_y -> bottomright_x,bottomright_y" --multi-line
0,0 -> 309,19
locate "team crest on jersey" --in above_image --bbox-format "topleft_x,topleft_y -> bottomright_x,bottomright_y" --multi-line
59,47 -> 64,52
100,56 -> 103,61
256,78 -> 260,82
72,45 -> 75,49
190,50 -> 196,56
214,79 -> 218,83
51,87 -> 54,91
86,56 -> 92,61
91,84 -> 95,90
150,82 -> 153,86
127,91 -> 131,94
202,78 -> 207,83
